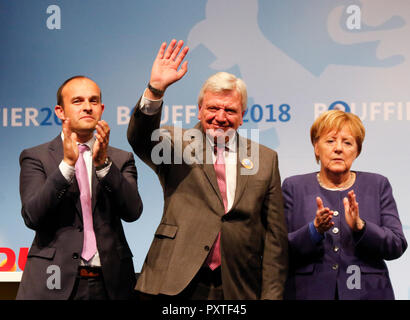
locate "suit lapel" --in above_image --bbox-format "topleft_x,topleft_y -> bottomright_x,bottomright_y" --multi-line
202,162 -> 225,210
48,135 -> 64,168
188,123 -> 258,213
91,146 -> 112,213
231,135 -> 251,210
203,142 -> 225,205
91,166 -> 98,213
48,135 -> 82,217
189,123 -> 225,213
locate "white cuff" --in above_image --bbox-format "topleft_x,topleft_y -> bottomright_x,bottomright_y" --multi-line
59,160 -> 75,182
96,162 -> 112,179
139,88 -> 163,115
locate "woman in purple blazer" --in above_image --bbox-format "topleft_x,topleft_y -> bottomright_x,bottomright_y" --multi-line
282,110 -> 407,300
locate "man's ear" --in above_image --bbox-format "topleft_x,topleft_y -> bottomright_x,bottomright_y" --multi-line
54,105 -> 65,121
101,103 -> 105,114
240,110 -> 245,126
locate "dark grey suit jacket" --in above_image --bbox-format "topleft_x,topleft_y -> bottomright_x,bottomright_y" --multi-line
127,99 -> 288,299
16,135 -> 143,300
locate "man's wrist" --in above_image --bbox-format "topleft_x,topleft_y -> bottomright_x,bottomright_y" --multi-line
95,157 -> 112,171
63,157 -> 76,167
59,160 -> 75,182
147,82 -> 165,98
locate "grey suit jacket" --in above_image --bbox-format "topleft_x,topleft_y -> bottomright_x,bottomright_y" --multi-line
127,99 -> 288,299
16,135 -> 143,300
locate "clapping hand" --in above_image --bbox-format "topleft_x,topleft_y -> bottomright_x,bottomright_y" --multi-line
62,118 -> 79,167
93,120 -> 110,167
314,197 -> 334,234
344,190 -> 365,232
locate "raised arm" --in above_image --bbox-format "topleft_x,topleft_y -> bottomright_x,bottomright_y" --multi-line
145,39 -> 189,99
127,39 -> 189,169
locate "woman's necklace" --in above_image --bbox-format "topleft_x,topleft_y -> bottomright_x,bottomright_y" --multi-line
317,172 -> 356,191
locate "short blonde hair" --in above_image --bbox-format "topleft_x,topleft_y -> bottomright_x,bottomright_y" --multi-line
310,110 -> 365,162
198,72 -> 247,111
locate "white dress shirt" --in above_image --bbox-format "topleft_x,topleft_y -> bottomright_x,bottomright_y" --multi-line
58,133 -> 111,267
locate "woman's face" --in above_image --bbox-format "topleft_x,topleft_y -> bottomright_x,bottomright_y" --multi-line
314,126 -> 358,175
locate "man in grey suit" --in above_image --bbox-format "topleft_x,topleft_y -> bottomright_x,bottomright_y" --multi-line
127,39 -> 288,299
17,76 -> 143,299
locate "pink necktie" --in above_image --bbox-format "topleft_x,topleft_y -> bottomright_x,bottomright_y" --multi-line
206,145 -> 227,270
75,144 -> 97,261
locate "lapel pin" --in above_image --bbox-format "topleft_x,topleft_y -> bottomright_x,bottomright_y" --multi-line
241,158 -> 253,170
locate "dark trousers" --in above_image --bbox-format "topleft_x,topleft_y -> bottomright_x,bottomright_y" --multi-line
180,267 -> 224,300
69,268 -> 108,300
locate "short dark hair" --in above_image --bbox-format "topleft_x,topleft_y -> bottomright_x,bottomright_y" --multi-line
56,75 -> 102,107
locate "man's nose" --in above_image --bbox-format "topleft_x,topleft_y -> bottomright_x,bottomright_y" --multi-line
215,109 -> 227,122
83,101 -> 92,112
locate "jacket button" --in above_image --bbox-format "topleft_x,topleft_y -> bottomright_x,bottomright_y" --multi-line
72,253 -> 79,259
204,246 -> 210,251
332,264 -> 339,270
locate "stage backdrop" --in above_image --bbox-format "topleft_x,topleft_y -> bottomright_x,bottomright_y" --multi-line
1,0 -> 410,299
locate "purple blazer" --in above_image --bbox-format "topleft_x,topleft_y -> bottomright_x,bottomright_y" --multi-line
282,171 -> 407,300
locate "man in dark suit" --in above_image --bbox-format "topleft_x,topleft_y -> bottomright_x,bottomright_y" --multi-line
17,76 -> 143,300
127,39 -> 288,299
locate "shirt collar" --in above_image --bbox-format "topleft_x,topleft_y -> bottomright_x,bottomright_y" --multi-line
205,132 -> 237,153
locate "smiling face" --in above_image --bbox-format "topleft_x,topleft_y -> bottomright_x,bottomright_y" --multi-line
198,89 -> 244,140
55,77 -> 104,141
314,126 -> 358,175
